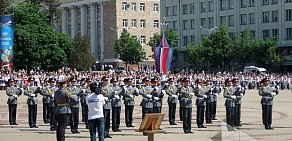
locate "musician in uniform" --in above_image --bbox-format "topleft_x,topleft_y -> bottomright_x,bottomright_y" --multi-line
139,77 -> 154,119
205,79 -> 214,124
212,81 -> 221,120
179,77 -> 195,133
6,78 -> 22,125
223,78 -> 236,131
231,78 -> 245,126
259,78 -> 278,130
46,78 -> 58,131
68,77 -> 81,134
151,78 -> 164,113
54,78 -> 72,141
81,78 -> 92,129
24,77 -> 41,128
194,79 -> 207,128
177,78 -> 183,121
165,78 -> 179,125
110,78 -> 122,132
41,79 -> 51,123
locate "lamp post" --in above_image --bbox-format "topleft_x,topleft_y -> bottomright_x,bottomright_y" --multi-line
160,16 -> 169,35
200,26 -> 218,36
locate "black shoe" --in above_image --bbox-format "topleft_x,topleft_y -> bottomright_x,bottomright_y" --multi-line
143,133 -> 148,136
50,128 -> 56,131
86,125 -> 89,129
170,123 -> 177,125
200,126 -> 207,128
184,131 -> 188,134
33,125 -> 39,128
106,134 -> 112,138
228,129 -> 237,131
12,123 -> 18,125
188,131 -> 194,134
71,130 -> 76,134
269,126 -> 274,130
75,130 -> 80,134
82,119 -> 85,122
206,122 -> 213,124
212,118 -> 217,120
30,125 -> 34,128
130,125 -> 135,127
116,129 -> 121,132
104,135 -> 108,138
112,129 -> 117,132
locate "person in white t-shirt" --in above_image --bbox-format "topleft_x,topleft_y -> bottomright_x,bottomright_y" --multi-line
86,82 -> 105,141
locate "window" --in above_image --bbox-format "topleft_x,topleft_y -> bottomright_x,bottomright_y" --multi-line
190,35 -> 196,43
287,28 -> 292,40
272,29 -> 279,37
241,0 -> 247,8
122,2 -> 127,11
249,0 -> 255,7
250,30 -> 256,37
140,36 -> 146,44
286,0 -> 292,3
263,0 -> 269,5
140,3 -> 145,11
220,0 -> 226,10
228,15 -> 234,26
263,30 -> 270,39
286,9 -> 292,21
183,36 -> 188,46
240,14 -> 247,25
228,0 -> 234,9
272,0 -> 278,4
190,19 -> 195,29
131,3 -> 136,11
122,19 -> 128,28
154,20 -> 159,28
172,21 -> 178,31
140,19 -> 145,28
166,7 -> 171,16
182,4 -> 188,14
201,18 -> 207,28
249,13 -> 256,24
262,11 -> 269,23
272,10 -> 278,22
153,3 -> 159,12
208,1 -> 214,12
209,17 -> 214,28
201,2 -> 207,12
183,20 -> 188,30
190,3 -> 195,14
173,6 -> 177,16
131,19 -> 137,28
220,16 -> 227,24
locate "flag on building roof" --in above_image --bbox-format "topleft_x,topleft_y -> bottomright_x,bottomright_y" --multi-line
154,34 -> 173,73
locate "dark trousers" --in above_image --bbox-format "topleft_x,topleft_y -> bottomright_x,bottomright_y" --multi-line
196,106 -> 205,127
182,107 -> 192,132
262,105 -> 272,127
70,107 -> 79,132
179,102 -> 183,121
206,102 -> 213,123
226,107 -> 235,130
43,103 -> 50,123
112,107 -> 121,130
8,104 -> 17,124
56,114 -> 69,141
212,101 -> 217,119
88,118 -> 105,141
50,107 -> 57,129
142,107 -> 153,119
28,105 -> 37,126
168,103 -> 176,124
103,109 -> 110,135
234,104 -> 241,126
81,102 -> 88,122
125,105 -> 134,127
153,106 -> 161,113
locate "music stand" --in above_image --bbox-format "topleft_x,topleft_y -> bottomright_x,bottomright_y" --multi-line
135,113 -> 165,141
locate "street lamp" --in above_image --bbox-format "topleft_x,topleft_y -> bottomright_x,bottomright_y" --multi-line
200,26 -> 218,35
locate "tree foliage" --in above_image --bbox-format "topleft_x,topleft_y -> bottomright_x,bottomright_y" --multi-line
114,30 -> 145,67
0,0 -> 10,16
68,34 -> 96,71
13,4 -> 73,70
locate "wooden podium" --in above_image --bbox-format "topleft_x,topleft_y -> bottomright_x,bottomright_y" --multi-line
135,113 -> 165,141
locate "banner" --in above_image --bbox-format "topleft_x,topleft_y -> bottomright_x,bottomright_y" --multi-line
154,35 -> 173,73
0,15 -> 14,71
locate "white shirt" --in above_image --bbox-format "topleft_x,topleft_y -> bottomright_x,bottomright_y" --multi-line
86,93 -> 105,120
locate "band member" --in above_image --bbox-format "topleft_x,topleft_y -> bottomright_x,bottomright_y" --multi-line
68,78 -> 81,134
224,78 -> 236,131
100,76 -> 112,138
231,78 -> 245,126
122,78 -> 139,127
139,77 -> 154,119
151,78 -> 164,113
46,78 -> 58,131
24,77 -> 40,128
177,78 -> 183,121
6,78 -> 22,125
212,81 -> 221,120
179,77 -> 194,134
194,79 -> 207,128
259,78 -> 278,130
110,78 -> 123,132
205,79 -> 214,124
81,78 -> 92,129
41,79 -> 51,123
165,78 -> 179,125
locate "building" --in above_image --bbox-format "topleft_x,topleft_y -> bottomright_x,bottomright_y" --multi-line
59,0 -> 160,68
160,0 -> 292,69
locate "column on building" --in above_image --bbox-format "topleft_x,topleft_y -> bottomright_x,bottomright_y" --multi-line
70,6 -> 78,38
89,3 -> 97,58
80,4 -> 87,36
61,7 -> 68,33
99,1 -> 104,62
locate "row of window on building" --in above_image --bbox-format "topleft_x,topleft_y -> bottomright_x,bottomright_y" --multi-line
122,19 -> 160,29
121,2 -> 159,12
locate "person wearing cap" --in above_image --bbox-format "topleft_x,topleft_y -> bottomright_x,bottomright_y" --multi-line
68,77 -> 82,134
54,78 -> 72,141
231,78 -> 245,127
179,77 -> 195,133
164,78 -> 179,125
139,77 -> 154,119
40,78 -> 51,124
6,78 -> 22,125
24,77 -> 41,128
80,78 -> 92,128
177,77 -> 184,121
259,78 -> 278,130
46,78 -> 58,131
211,80 -> 221,120
205,79 -> 214,124
122,77 -> 139,127
151,77 -> 164,113
110,78 -> 122,132
223,78 -> 236,131
194,79 -> 208,128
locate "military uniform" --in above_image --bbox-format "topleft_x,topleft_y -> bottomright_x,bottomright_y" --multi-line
151,78 -> 164,113
68,78 -> 82,134
6,79 -> 22,125
205,81 -> 214,123
44,82 -> 58,131
231,78 -> 245,126
223,79 -> 236,131
80,79 -> 91,128
139,78 -> 154,119
211,82 -> 221,120
165,78 -> 179,125
41,81 -> 51,123
194,79 -> 207,128
110,78 -> 123,132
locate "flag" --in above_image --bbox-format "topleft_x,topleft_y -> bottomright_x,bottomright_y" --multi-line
154,35 -> 173,73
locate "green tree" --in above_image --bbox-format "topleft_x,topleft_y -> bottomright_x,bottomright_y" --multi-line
68,34 -> 95,71
13,4 -> 73,70
0,0 -> 10,16
186,43 -> 207,70
114,30 -> 145,68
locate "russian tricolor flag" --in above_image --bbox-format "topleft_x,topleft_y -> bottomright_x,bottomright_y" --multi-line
154,35 -> 173,73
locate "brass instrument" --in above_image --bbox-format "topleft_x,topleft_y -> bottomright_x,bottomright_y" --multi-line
225,86 -> 233,96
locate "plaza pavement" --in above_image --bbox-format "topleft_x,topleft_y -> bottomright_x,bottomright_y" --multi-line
0,89 -> 292,141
